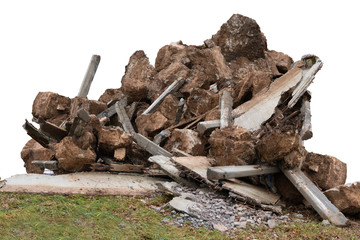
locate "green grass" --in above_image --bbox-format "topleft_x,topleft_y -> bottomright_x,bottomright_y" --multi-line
0,192 -> 359,239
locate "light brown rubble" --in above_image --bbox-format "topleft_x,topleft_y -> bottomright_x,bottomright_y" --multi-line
324,182 -> 360,216
208,126 -> 256,166
279,146 -> 307,170
265,50 -> 294,73
159,94 -> 179,121
21,139 -> 55,174
32,91 -> 71,125
55,136 -> 96,172
98,88 -> 124,104
114,148 -> 126,161
164,129 -> 205,156
186,88 -> 218,116
135,111 -> 170,138
256,131 -> 300,163
70,97 -> 107,119
97,126 -> 132,155
302,152 -> 347,190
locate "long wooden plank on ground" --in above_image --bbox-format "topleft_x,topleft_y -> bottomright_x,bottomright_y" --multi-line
281,168 -> 348,226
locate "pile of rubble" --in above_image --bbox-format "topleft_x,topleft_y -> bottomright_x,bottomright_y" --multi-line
21,14 -> 359,227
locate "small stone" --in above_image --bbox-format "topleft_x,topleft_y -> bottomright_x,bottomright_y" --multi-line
322,220 -> 331,226
267,219 -> 277,229
212,222 -> 228,232
239,221 -> 247,229
161,218 -> 170,224
295,213 -> 304,218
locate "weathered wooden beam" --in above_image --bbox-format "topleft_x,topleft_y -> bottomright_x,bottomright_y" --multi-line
133,133 -> 173,158
77,55 -> 101,98
219,90 -> 233,129
197,120 -> 220,135
300,99 -> 313,140
31,160 -> 59,171
142,77 -> 186,115
148,155 -> 196,187
68,109 -> 90,137
153,130 -> 171,145
288,59 -> 323,108
109,164 -> 144,173
37,118 -> 68,142
97,104 -> 117,119
115,101 -> 135,135
281,168 -> 348,226
174,98 -> 185,125
207,165 -> 280,180
172,148 -> 192,157
126,101 -> 138,121
77,108 -> 91,122
23,119 -> 51,148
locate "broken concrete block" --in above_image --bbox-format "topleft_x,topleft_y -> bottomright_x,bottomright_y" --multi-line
279,146 -> 307,170
204,107 -> 220,121
302,153 -> 347,190
155,61 -> 189,87
265,50 -> 294,73
159,94 -> 179,121
55,136 -> 96,172
256,131 -> 300,163
187,88 -> 218,116
70,97 -> 107,119
114,148 -> 126,161
21,139 -> 55,174
97,126 -> 132,155
135,111 -> 170,138
209,126 -> 256,166
164,129 -> 205,156
32,91 -> 71,125
154,41 -> 188,72
211,14 -> 267,62
324,182 -> 360,216
98,88 -> 124,104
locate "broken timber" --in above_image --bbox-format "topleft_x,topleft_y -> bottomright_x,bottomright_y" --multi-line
77,55 -> 101,98
97,104 -> 117,119
133,133 -> 173,158
23,119 -> 52,148
300,99 -> 313,140
207,165 -> 280,180
148,155 -> 196,187
174,98 -> 185,125
219,90 -> 233,129
37,118 -> 68,142
142,77 -> 186,115
115,101 -> 135,135
31,160 -> 59,171
281,168 -> 348,226
109,164 -> 144,173
197,120 -> 220,135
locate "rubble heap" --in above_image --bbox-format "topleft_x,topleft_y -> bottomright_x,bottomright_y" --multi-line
21,14 -> 359,226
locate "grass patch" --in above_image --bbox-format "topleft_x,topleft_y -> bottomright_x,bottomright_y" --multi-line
0,192 -> 359,239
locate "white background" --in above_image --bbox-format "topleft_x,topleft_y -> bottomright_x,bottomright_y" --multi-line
0,1 -> 359,183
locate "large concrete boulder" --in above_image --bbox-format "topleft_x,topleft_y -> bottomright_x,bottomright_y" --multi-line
324,182 -> 360,216
121,50 -> 156,102
164,129 -> 205,156
21,139 -> 55,174
302,153 -> 347,190
209,126 -> 256,166
32,91 -> 71,125
135,111 -> 170,138
256,131 -> 300,163
211,14 -> 267,62
55,136 -> 96,172
97,126 -> 132,155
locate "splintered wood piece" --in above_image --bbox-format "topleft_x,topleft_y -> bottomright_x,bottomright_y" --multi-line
31,160 -> 58,170
37,118 -> 68,142
174,98 -> 185,125
142,77 -> 186,115
109,164 -> 144,173
23,119 -> 51,148
197,120 -> 220,135
133,133 -> 173,158
78,55 -> 101,98
300,100 -> 313,140
115,101 -> 135,135
97,104 -> 117,119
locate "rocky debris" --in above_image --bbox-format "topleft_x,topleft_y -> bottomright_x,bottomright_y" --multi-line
302,153 -> 347,190
21,139 -> 54,174
324,182 -> 360,216
20,13 -> 355,228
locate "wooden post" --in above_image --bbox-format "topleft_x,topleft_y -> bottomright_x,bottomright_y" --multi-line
97,104 -> 117,119
300,100 -> 313,140
77,55 -> 101,98
174,98 -> 185,125
142,77 -> 186,115
23,119 -> 51,148
281,168 -> 348,226
220,90 -> 233,129
31,160 -> 58,171
133,133 -> 173,158
207,165 -> 280,180
115,101 -> 135,135
197,120 -> 220,135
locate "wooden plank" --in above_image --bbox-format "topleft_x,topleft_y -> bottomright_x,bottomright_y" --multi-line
78,55 -> 101,98
197,120 -> 220,135
153,130 -> 171,145
219,90 -> 233,129
300,100 -> 313,140
109,164 -> 144,173
142,77 -> 186,115
232,63 -> 305,131
37,118 -> 68,142
133,133 -> 173,158
97,104 -> 117,119
148,155 -> 196,187
207,165 -> 280,180
23,119 -> 51,148
172,148 -> 192,157
31,160 -> 58,170
288,60 -> 323,108
115,101 -> 135,135
281,168 -> 348,226
174,98 -> 185,125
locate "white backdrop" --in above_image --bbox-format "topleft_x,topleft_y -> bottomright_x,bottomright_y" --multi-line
1,0 -> 359,183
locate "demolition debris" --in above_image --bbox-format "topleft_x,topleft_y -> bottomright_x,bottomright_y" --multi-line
13,14 -> 360,228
